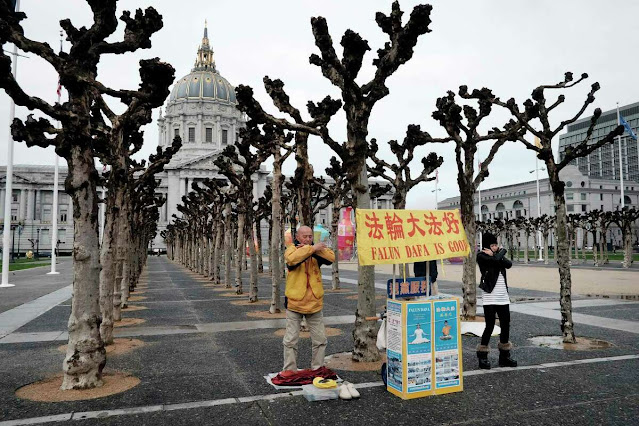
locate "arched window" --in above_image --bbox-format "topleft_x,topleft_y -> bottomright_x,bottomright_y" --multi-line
481,205 -> 489,221
496,202 -> 505,219
513,200 -> 524,218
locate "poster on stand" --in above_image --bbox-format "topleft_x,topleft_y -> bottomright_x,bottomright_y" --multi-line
386,300 -> 403,392
434,299 -> 461,391
406,302 -> 432,393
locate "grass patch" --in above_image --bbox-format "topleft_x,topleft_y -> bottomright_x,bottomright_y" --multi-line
512,251 -> 639,262
0,258 -> 52,272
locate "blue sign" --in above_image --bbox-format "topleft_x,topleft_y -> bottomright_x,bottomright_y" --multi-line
434,300 -> 460,389
387,277 -> 430,298
406,303 -> 432,355
387,350 -> 403,392
406,302 -> 433,393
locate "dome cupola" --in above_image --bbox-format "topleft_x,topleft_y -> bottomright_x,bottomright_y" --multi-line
168,21 -> 237,104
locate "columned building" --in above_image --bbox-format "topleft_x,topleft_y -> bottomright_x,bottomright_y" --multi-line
0,166 -> 73,255
438,165 -> 639,248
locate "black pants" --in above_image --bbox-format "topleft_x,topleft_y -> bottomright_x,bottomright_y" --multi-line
481,304 -> 510,346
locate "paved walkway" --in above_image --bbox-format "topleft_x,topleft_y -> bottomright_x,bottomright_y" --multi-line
338,260 -> 639,296
0,256 -> 637,425
3,269 -> 637,344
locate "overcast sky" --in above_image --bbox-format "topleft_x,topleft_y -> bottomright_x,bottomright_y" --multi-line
1,0 -> 637,209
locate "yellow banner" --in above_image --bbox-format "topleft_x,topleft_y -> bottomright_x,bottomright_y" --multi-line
355,209 -> 470,266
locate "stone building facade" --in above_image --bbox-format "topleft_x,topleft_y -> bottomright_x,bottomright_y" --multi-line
438,165 -> 639,248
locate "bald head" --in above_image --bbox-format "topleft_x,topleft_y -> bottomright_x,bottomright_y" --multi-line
296,226 -> 313,245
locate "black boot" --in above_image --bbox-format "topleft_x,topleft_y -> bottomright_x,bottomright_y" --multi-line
476,345 -> 491,370
498,341 -> 517,367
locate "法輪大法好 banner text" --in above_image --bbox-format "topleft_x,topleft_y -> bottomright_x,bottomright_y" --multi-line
355,209 -> 470,266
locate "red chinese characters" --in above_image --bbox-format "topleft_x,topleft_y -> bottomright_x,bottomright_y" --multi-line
384,212 -> 405,241
442,212 -> 460,234
365,212 -> 384,240
407,213 -> 426,237
423,212 -> 443,235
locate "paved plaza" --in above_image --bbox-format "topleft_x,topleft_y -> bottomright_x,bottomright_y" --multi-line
0,257 -> 637,425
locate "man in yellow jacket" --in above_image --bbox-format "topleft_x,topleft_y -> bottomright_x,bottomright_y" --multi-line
283,226 -> 335,372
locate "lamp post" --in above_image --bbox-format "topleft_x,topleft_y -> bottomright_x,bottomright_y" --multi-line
16,222 -> 22,260
530,166 -> 546,261
48,30 -> 63,276
1,0 -> 21,288
36,227 -> 40,259
11,225 -> 16,263
616,103 -> 625,209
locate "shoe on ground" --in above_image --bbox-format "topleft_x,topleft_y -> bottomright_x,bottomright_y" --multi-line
346,382 -> 360,398
339,383 -> 352,400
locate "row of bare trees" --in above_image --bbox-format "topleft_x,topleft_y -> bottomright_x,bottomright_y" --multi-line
1,2 -> 180,390
165,2 -> 627,352
477,208 -> 639,268
2,1 -> 631,390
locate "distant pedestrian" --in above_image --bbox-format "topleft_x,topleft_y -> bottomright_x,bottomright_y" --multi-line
413,260 -> 438,295
476,232 -> 517,369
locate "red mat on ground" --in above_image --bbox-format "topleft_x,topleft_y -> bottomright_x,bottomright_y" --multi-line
271,367 -> 338,386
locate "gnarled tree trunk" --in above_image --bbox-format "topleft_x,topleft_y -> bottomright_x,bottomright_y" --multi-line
460,185 -> 478,320
248,221 -> 259,302
550,180 -> 575,343
62,145 -> 106,390
352,165 -> 379,362
270,156 -> 284,313
330,205 -> 341,290
98,178 -> 123,345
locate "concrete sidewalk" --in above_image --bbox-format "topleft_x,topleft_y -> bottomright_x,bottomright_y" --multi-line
338,260 -> 639,296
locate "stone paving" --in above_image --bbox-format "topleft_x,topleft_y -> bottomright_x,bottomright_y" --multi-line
0,256 -> 637,425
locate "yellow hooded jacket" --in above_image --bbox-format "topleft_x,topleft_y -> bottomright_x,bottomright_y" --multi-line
284,244 -> 335,314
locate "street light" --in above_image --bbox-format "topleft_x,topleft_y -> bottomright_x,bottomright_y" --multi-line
11,225 -> 16,263
530,166 -> 546,261
36,227 -> 40,259
16,222 -> 22,260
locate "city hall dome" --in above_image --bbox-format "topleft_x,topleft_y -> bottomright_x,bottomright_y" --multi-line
168,22 -> 237,105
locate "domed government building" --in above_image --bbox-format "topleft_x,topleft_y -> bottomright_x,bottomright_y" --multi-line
154,23 -> 270,247
0,23 -> 394,254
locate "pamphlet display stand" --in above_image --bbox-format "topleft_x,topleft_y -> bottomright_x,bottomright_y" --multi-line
385,297 -> 463,400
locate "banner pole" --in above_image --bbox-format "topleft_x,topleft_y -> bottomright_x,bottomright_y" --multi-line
392,264 -> 396,300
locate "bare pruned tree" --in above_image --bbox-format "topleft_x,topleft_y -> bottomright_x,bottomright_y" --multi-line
214,121 -> 270,300
368,125 -> 444,210
611,208 -> 639,268
431,88 -> 523,319
235,79 -> 341,231
307,1 -> 433,362
473,72 -> 624,342
252,126 -> 294,312
0,1 -> 169,389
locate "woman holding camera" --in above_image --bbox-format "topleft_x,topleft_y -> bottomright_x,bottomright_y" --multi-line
476,232 -> 517,370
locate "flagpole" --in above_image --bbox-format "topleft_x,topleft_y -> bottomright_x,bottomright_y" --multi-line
1,0 -> 21,288
434,172 -> 438,210
48,30 -> 63,275
477,159 -> 482,249
536,156 -> 543,261
617,103 -> 625,209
